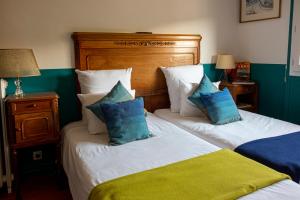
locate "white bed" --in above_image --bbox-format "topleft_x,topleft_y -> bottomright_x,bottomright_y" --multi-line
154,109 -> 300,149
62,113 -> 300,200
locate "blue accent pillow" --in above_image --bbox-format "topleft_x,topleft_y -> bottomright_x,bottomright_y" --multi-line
199,88 -> 242,125
87,81 -> 133,122
188,74 -> 219,111
100,97 -> 151,145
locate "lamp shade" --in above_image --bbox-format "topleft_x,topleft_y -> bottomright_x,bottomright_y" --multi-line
0,49 -> 40,78
216,54 -> 235,69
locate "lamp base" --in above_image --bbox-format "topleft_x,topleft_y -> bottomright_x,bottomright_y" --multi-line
0,79 -> 8,98
223,71 -> 229,82
220,69 -> 232,83
14,77 -> 24,97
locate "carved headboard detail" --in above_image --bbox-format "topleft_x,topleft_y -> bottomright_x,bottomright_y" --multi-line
72,32 -> 201,112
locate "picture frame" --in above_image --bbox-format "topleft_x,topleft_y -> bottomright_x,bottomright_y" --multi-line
229,62 -> 251,82
240,0 -> 281,23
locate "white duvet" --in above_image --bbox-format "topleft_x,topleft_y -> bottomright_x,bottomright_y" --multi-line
62,113 -> 300,200
155,109 -> 300,149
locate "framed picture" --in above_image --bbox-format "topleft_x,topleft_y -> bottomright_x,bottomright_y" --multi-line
240,0 -> 281,23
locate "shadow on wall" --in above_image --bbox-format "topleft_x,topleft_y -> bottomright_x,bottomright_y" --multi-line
5,69 -> 81,127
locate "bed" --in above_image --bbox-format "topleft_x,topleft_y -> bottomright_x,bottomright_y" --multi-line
62,114 -> 300,200
62,114 -> 220,199
61,32 -> 300,200
154,108 -> 300,183
154,108 -> 300,149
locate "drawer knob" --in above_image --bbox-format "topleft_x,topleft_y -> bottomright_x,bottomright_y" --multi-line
15,127 -> 21,132
29,104 -> 37,108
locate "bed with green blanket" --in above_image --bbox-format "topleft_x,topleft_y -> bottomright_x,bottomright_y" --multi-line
89,149 -> 289,200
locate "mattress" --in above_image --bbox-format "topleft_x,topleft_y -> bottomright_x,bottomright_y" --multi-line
154,109 -> 300,149
62,113 -> 300,200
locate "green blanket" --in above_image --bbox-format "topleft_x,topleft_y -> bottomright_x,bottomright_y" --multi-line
89,149 -> 289,200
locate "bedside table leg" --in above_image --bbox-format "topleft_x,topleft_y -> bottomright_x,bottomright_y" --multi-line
13,149 -> 22,200
56,143 -> 65,189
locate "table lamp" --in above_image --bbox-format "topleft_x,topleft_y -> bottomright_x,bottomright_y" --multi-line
0,49 -> 40,193
0,49 -> 40,97
216,54 -> 235,82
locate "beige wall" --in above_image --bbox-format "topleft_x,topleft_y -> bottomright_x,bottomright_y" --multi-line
236,0 -> 291,64
0,0 -> 238,69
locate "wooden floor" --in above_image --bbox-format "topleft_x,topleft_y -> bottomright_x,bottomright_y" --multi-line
0,175 -> 72,200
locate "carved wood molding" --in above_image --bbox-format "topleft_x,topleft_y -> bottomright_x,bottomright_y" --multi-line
114,40 -> 176,47
73,32 -> 201,112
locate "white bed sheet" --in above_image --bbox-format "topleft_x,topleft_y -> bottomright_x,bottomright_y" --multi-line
62,113 -> 300,200
154,109 -> 300,149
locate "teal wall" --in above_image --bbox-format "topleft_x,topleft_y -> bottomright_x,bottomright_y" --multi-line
250,64 -> 287,120
286,77 -> 300,124
203,64 -> 222,82
4,62 -> 300,126
284,0 -> 300,125
4,65 -> 220,127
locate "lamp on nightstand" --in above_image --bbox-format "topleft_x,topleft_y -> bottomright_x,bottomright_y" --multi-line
0,49 -> 40,97
216,54 -> 235,82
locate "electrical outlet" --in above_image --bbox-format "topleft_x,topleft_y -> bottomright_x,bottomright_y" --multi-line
32,150 -> 43,161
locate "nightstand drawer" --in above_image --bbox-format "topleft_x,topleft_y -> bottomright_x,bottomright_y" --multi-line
11,100 -> 52,114
14,112 -> 56,145
234,85 -> 255,94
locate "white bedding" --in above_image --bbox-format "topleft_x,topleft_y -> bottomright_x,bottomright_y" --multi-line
155,109 -> 300,149
62,113 -> 300,200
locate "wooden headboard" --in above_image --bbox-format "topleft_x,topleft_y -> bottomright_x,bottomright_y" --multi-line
72,32 -> 201,112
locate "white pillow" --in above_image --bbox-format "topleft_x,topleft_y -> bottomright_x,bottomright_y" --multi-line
161,65 -> 204,112
213,81 -> 221,89
76,68 -> 132,94
179,81 -> 221,117
77,90 -> 135,134
179,81 -> 206,117
77,93 -> 107,134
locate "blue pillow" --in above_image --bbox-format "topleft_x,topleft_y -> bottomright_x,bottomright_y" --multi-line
188,74 -> 219,111
100,97 -> 151,145
199,88 -> 242,125
87,81 -> 133,122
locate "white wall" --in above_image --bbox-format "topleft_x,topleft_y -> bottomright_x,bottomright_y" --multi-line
236,0 -> 290,64
0,0 -> 238,69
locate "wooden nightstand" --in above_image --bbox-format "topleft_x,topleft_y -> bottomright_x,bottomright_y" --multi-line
219,82 -> 258,112
5,92 -> 60,199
